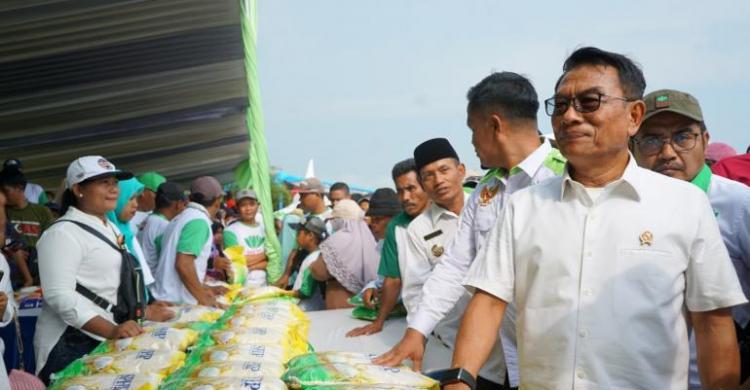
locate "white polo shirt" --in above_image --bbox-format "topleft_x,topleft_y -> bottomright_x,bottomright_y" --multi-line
409,140 -> 565,386
465,156 -> 746,389
137,212 -> 169,275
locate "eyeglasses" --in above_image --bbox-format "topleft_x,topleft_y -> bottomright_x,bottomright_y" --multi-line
632,132 -> 701,156
544,93 -> 634,116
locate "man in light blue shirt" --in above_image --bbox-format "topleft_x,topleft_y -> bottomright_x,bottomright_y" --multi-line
633,88 -> 750,388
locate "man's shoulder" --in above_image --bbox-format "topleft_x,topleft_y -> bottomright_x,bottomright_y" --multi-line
406,208 -> 433,235
508,175 -> 565,203
712,174 -> 750,199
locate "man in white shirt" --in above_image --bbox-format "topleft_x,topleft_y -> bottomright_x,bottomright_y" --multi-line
137,181 -> 186,275
152,176 -> 227,306
448,47 -> 746,390
632,88 -> 750,388
377,72 -> 566,389
130,171 -> 166,232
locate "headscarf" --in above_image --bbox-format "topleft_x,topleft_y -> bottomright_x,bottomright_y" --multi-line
106,178 -> 144,255
319,199 -> 379,293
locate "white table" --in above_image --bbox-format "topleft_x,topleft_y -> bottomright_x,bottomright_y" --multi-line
305,308 -> 452,373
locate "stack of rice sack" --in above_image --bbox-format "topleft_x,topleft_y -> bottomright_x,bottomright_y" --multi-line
282,352 -> 440,390
159,286 -> 310,389
49,304 -> 226,390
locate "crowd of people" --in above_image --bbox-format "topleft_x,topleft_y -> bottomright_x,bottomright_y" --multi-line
0,46 -> 749,389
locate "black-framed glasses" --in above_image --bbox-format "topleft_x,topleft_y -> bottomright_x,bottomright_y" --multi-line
544,93 -> 634,116
631,132 -> 701,156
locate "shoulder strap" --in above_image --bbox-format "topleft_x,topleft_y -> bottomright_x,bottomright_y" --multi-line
51,219 -> 121,252
50,219 -> 119,313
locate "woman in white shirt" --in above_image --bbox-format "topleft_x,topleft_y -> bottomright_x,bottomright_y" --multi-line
34,156 -> 173,384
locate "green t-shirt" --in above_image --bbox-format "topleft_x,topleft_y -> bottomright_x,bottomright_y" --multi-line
6,202 -> 53,248
377,212 -> 413,278
176,219 -> 211,256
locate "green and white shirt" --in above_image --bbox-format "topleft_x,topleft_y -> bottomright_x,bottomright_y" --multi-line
137,212 -> 169,274
224,220 -> 267,286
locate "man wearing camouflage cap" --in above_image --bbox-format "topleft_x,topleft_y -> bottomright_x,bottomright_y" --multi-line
632,89 -> 750,388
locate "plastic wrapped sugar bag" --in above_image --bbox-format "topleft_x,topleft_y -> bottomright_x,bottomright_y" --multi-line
52,373 -> 162,390
80,349 -> 186,376
109,327 -> 198,352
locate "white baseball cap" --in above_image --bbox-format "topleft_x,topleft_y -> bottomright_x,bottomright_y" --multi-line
66,156 -> 133,188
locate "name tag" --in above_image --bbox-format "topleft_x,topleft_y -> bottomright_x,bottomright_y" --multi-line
423,230 -> 443,241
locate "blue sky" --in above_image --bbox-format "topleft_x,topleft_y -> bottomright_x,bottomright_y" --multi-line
257,1 -> 750,190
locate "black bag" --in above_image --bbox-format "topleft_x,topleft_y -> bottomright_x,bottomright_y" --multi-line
52,220 -> 147,324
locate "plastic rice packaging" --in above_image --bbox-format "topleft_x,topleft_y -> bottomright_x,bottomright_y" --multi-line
282,362 -> 440,390
238,286 -> 296,302
199,343 -> 288,364
173,305 -> 226,324
224,246 -> 249,286
286,352 -> 379,371
191,360 -> 286,379
52,373 -> 162,390
110,327 -> 198,352
160,376 -> 288,390
235,299 -> 298,316
80,349 -> 186,376
210,327 -> 287,346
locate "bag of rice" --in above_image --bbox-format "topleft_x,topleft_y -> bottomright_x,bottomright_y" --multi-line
52,373 -> 162,390
191,361 -> 285,379
174,305 -> 226,324
80,349 -> 185,376
282,362 -> 439,390
210,327 -> 287,346
199,344 -> 287,364
161,376 -> 287,390
286,351 -> 378,371
110,327 -> 198,352
238,286 -> 296,302
224,246 -> 249,286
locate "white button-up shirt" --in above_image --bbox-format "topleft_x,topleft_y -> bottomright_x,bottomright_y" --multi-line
35,207 -> 123,373
409,140 -> 565,385
466,156 -> 746,389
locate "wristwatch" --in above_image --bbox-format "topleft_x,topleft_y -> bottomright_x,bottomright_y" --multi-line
425,368 -> 477,390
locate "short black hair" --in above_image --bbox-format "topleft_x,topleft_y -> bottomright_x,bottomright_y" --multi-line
555,47 -> 646,99
391,158 -> 418,183
0,167 -> 27,189
329,182 -> 350,194
467,72 -> 539,121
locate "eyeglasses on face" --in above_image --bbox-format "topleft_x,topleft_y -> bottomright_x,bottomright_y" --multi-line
632,131 -> 701,156
545,92 -> 634,116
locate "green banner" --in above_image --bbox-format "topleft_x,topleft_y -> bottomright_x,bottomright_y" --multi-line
238,0 -> 282,283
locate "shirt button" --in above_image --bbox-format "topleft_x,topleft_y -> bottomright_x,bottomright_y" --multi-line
579,329 -> 588,338
582,288 -> 593,296
576,371 -> 585,379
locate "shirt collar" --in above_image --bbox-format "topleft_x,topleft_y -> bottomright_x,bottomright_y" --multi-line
480,138 -> 553,184
66,206 -> 120,234
690,164 -> 712,194
427,201 -> 459,226
187,202 -> 211,218
560,154 -> 642,202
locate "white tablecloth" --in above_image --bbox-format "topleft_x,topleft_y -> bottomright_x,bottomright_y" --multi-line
305,308 -> 453,373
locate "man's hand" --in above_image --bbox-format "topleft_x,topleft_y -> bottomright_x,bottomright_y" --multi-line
362,287 -> 378,309
373,328 -> 426,371
274,275 -> 290,289
109,320 -> 143,339
212,256 -> 232,271
145,302 -> 176,322
0,293 -> 8,316
444,384 -> 471,390
346,320 -> 384,337
207,284 -> 229,296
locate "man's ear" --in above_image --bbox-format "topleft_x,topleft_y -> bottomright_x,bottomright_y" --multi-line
627,100 -> 646,137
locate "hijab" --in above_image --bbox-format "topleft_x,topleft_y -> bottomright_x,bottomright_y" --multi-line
319,199 -> 379,293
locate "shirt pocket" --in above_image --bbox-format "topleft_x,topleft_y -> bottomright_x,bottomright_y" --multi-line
475,206 -> 497,234
616,248 -> 686,302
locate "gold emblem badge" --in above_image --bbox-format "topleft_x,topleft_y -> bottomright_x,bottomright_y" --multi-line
431,244 -> 444,257
479,184 -> 500,207
639,231 -> 653,246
